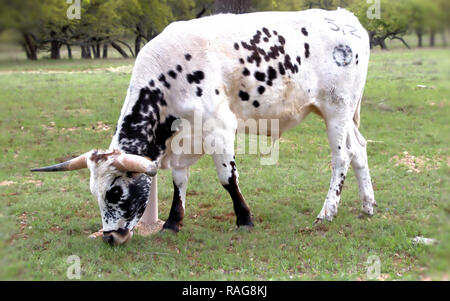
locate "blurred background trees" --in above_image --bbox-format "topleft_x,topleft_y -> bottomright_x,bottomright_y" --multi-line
0,0 -> 448,60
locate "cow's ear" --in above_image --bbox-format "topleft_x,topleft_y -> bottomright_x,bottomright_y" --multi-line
112,153 -> 157,176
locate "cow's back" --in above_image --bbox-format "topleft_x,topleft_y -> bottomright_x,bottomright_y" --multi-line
111,9 -> 370,161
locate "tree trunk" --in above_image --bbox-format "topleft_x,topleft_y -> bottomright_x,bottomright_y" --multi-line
81,44 -> 92,59
102,44 -> 108,59
369,31 -> 376,49
110,41 -> 129,58
416,29 -> 423,47
442,31 -> 448,47
91,44 -> 99,59
379,38 -> 388,50
50,40 -> 61,59
430,31 -> 436,47
135,34 -> 141,57
22,32 -> 38,60
91,42 -> 100,59
213,0 -> 251,14
67,44 -> 72,59
21,43 -> 31,59
95,43 -> 100,58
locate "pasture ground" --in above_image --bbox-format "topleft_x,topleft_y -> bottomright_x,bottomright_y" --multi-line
0,48 -> 448,280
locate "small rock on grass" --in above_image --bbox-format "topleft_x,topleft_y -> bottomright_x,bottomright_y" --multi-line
412,236 -> 438,246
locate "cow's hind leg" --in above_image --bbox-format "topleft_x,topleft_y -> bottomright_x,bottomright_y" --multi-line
316,118 -> 353,222
212,154 -> 254,228
162,167 -> 189,232
350,124 -> 377,216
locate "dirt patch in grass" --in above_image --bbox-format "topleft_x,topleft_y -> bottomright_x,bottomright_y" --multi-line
297,223 -> 329,236
43,120 -> 112,133
135,219 -> 165,236
25,180 -> 43,187
0,180 -> 16,186
212,212 -> 235,222
390,151 -> 445,173
64,108 -> 92,115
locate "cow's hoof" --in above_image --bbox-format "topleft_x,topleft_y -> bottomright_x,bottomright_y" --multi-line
358,211 -> 374,219
314,216 -> 333,225
161,220 -> 181,233
236,219 -> 254,228
236,224 -> 254,232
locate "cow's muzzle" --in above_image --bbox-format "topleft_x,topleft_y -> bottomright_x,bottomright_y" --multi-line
102,228 -> 133,246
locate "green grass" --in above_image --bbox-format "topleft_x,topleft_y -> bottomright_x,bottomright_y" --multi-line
0,48 -> 449,280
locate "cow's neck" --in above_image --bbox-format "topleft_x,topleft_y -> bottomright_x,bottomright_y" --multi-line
109,86 -> 177,162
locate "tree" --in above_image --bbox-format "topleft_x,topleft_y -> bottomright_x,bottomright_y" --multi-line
351,0 -> 411,50
213,0 -> 252,14
122,0 -> 174,56
0,0 -> 54,60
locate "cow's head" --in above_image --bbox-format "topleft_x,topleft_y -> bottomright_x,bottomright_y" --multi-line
31,149 -> 157,245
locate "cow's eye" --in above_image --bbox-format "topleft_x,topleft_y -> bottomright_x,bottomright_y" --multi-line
105,185 -> 123,203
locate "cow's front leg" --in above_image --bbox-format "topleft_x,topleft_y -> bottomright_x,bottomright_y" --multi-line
316,119 -> 353,222
213,154 -> 254,228
162,167 -> 189,232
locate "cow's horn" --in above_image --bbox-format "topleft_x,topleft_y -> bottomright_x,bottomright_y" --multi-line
112,154 -> 157,176
30,153 -> 88,172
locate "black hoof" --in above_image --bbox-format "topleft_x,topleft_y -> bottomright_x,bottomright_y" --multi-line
236,219 -> 254,228
236,224 -> 254,232
162,220 -> 181,233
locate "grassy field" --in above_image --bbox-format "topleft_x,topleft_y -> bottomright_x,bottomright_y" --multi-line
0,48 -> 448,280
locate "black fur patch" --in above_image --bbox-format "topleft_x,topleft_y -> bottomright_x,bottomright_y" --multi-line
304,43 -> 310,58
186,71 -> 205,84
278,62 -> 286,75
118,87 -> 177,161
168,70 -> 177,79
176,65 -> 183,72
254,71 -> 266,82
258,85 -> 266,95
239,58 -> 245,64
234,42 -> 239,50
241,29 -> 286,66
163,181 -> 184,232
158,74 -> 170,89
185,53 -> 192,61
284,55 -> 296,74
301,27 -> 308,36
104,174 -> 151,229
215,89 -> 220,95
296,56 -> 302,65
267,66 -> 277,86
242,68 -> 250,76
242,41 -> 262,67
222,161 -> 253,227
149,80 -> 155,87
196,87 -> 203,97
239,90 -> 250,101
252,100 -> 260,108
262,27 -> 271,38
